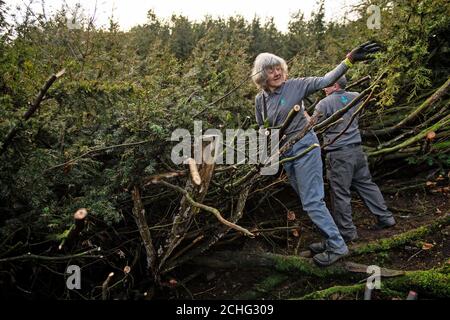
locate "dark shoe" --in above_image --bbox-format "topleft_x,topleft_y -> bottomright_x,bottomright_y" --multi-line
313,249 -> 349,267
299,250 -> 312,258
343,233 -> 359,242
308,241 -> 326,254
372,217 -> 396,230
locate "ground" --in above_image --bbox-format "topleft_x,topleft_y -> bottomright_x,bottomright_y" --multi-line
162,180 -> 450,300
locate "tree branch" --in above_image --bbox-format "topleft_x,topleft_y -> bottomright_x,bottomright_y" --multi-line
1,69 -> 65,154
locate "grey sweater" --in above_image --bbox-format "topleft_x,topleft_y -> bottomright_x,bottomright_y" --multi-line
255,61 -> 349,144
314,89 -> 362,151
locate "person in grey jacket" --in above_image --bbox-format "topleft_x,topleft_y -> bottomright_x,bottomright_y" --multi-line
252,42 -> 380,266
314,75 -> 396,242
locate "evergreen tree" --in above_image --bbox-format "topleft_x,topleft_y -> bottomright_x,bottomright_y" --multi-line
168,14 -> 196,59
286,10 -> 308,58
308,0 -> 326,54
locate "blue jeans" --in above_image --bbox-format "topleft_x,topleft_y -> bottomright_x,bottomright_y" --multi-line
282,131 -> 348,254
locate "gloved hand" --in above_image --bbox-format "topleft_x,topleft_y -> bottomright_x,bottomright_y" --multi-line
346,41 -> 381,63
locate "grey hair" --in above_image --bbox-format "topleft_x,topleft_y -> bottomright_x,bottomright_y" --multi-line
252,53 -> 288,90
336,75 -> 347,89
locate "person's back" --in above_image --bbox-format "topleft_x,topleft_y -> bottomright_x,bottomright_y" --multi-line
315,89 -> 362,151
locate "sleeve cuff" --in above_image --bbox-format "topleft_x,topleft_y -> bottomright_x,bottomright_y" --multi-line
343,57 -> 353,68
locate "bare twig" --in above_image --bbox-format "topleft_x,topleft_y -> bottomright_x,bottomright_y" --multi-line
45,139 -> 154,172
0,248 -> 101,263
155,180 -> 254,237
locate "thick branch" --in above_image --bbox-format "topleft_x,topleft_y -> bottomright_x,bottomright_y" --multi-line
191,251 -> 405,279
279,104 -> 301,137
162,182 -> 252,273
364,77 -> 450,137
298,268 -> 450,299
368,113 -> 450,157
132,186 -> 158,280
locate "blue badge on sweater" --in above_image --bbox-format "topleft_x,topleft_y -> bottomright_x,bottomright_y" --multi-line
340,95 -> 349,104
280,97 -> 286,106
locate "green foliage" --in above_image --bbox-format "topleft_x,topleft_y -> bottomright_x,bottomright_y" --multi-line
370,0 -> 450,106
0,0 -> 449,262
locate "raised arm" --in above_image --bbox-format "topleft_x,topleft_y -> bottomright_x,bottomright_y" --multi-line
296,41 -> 381,97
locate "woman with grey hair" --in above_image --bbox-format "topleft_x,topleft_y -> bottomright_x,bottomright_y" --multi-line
252,42 -> 380,266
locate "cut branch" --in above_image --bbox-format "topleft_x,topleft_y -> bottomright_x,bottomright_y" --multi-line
58,208 -> 88,250
368,113 -> 450,157
279,104 -> 301,137
278,143 -> 320,165
162,182 -> 253,273
156,139 -> 217,271
132,186 -> 158,281
364,76 -> 450,137
102,272 -> 114,300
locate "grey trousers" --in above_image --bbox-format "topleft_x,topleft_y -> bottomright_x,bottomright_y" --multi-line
325,145 -> 393,240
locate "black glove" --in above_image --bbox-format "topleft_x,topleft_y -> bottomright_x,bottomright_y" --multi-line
346,41 -> 381,63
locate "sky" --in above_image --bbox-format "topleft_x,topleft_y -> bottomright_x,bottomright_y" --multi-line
5,0 -> 362,32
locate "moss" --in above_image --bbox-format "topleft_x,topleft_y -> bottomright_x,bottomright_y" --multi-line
386,270 -> 450,298
379,287 -> 404,299
352,215 -> 450,255
294,269 -> 450,300
238,273 -> 288,299
238,290 -> 261,300
255,274 -> 288,293
272,254 -> 346,278
297,283 -> 365,300
433,140 -> 450,149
